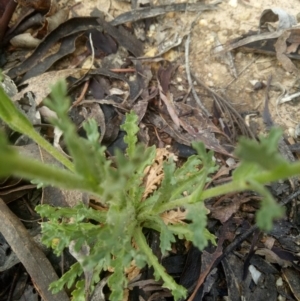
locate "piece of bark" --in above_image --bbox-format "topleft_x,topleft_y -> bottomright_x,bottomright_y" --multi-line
0,198 -> 69,301
0,0 -> 17,46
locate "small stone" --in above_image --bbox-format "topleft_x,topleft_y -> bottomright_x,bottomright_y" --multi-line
228,0 -> 237,7
226,158 -> 236,167
199,19 -> 208,27
149,24 -> 156,32
276,277 -> 283,287
288,128 -> 295,138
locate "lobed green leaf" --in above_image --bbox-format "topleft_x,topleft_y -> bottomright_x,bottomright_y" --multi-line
121,111 -> 139,159
186,202 -> 210,250
49,262 -> 82,293
235,128 -> 288,170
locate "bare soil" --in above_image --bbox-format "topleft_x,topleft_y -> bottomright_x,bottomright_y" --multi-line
188,0 -> 300,136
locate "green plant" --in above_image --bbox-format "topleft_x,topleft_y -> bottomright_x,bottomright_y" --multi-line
0,80 -> 299,300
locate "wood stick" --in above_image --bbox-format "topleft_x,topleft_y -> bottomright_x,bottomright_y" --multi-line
0,198 -> 69,301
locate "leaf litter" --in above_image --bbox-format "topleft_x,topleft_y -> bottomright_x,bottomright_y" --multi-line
1,0 -> 300,300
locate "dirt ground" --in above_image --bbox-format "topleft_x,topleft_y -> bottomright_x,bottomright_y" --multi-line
69,0 -> 300,139
186,0 -> 300,137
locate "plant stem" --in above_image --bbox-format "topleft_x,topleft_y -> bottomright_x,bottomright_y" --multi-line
201,163 -> 300,200
0,87 -> 74,171
134,227 -> 186,299
198,178 -> 249,201
28,129 -> 74,171
1,153 -> 100,195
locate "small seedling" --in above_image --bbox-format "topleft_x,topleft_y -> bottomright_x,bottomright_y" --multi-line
0,80 -> 299,300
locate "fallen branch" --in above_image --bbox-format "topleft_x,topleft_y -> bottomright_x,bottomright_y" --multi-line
0,198 -> 69,301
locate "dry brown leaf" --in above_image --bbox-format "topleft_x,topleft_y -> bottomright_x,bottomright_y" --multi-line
259,8 -> 296,31
275,30 -> 299,74
18,0 -> 52,12
263,236 -> 275,249
282,268 -> 300,301
142,167 -> 164,200
255,248 -> 292,268
107,260 -> 141,284
157,65 -> 180,129
125,260 -> 141,281
161,206 -> 210,225
286,42 -> 299,54
212,30 -> 284,56
213,165 -> 232,179
209,195 -> 258,224
158,84 -> 180,129
142,148 -> 177,200
160,208 -> 187,225
12,69 -> 84,105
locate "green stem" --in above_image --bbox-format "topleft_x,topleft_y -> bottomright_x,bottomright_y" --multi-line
0,87 -> 74,171
201,163 -> 300,201
133,227 -> 186,300
27,129 -> 74,171
254,164 -> 300,183
198,178 -> 249,201
1,153 -> 101,195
